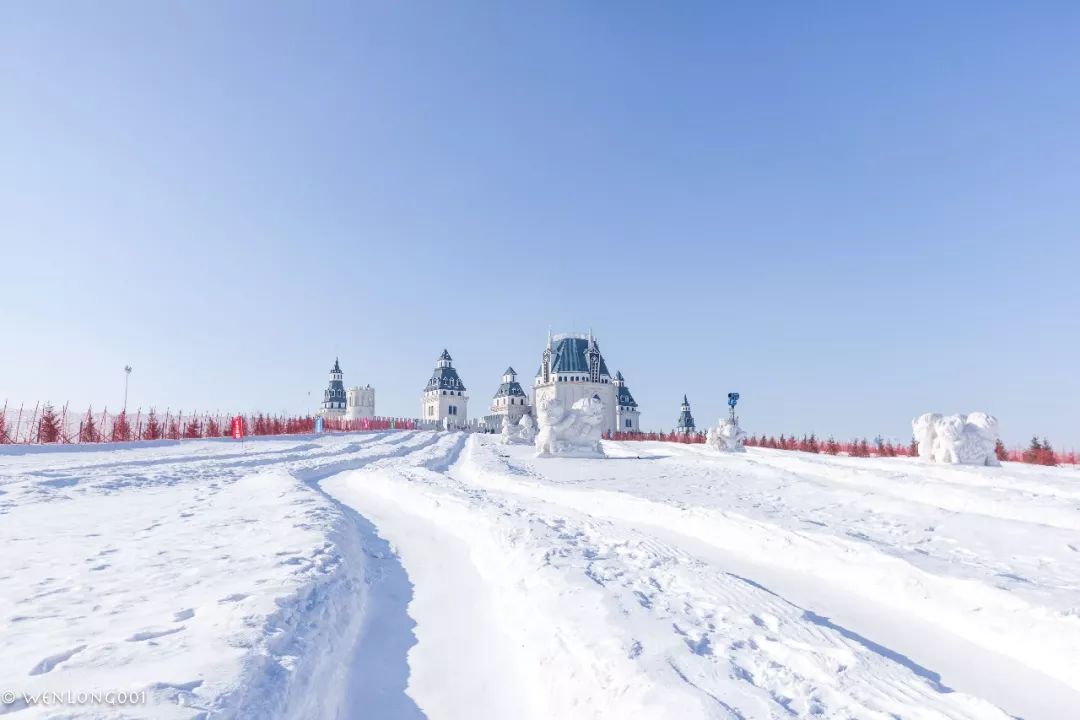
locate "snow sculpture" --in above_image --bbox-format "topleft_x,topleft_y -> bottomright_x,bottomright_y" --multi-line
535,395 -> 606,458
517,413 -> 538,444
912,412 -> 999,466
705,417 -> 747,453
501,414 -> 538,445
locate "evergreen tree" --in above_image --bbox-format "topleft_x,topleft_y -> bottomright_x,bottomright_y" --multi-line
184,419 -> 202,438
0,413 -> 8,444
144,409 -> 162,440
166,419 -> 181,440
994,439 -> 1008,462
38,403 -> 62,443
79,410 -> 100,443
111,411 -> 132,442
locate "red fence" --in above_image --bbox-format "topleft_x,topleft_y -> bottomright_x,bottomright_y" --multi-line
0,401 -> 418,446
605,430 -> 1076,467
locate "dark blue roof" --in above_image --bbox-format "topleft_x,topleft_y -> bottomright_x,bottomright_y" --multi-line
493,366 -> 526,399
537,336 -> 611,377
426,351 -> 466,392
323,358 -> 345,406
614,370 -> 637,407
493,380 -> 527,399
676,396 -> 695,429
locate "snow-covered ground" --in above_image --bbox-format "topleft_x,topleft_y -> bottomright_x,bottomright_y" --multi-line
2,432 -> 1078,719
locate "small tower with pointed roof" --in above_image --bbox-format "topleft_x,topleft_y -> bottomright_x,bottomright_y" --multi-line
488,366 -> 530,430
422,349 -> 469,427
613,371 -> 640,432
320,358 -> 347,418
675,395 -> 696,435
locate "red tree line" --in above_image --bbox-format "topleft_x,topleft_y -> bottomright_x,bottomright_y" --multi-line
605,429 -> 1075,467
0,401 -> 416,445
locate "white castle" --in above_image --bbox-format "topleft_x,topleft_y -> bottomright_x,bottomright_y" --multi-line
317,358 -> 376,420
486,366 -> 531,431
533,331 -> 639,436
421,349 -> 469,428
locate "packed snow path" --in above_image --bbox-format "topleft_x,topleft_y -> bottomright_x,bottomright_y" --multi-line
2,433 -> 1078,719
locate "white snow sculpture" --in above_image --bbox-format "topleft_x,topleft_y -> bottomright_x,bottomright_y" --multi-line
517,413 -> 538,444
706,417 -> 747,453
500,414 -> 537,445
500,417 -> 514,444
535,395 -> 606,458
912,412 -> 999,466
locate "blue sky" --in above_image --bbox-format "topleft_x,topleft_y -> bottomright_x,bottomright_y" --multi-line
2,2 -> 1078,446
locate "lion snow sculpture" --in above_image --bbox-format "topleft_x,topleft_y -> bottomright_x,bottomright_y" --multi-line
706,417 -> 747,453
535,395 -> 606,458
912,412 -> 999,466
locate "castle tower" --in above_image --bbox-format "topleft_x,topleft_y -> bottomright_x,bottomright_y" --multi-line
320,358 -> 347,418
346,384 -> 376,420
675,394 -> 696,435
421,349 -> 469,427
613,371 -> 640,432
533,331 -> 617,434
489,366 -> 530,430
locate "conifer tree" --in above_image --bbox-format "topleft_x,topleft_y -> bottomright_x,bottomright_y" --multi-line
38,403 -> 62,443
184,419 -> 202,438
79,410 -> 100,443
144,410 -> 162,440
994,439 -> 1007,462
111,411 -> 132,442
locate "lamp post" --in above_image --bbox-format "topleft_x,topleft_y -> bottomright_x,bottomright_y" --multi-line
124,366 -> 133,412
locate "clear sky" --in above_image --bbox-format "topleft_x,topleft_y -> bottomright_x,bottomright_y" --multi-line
2,2 -> 1078,446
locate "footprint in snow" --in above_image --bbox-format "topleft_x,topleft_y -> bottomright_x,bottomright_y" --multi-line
218,593 -> 248,603
173,608 -> 195,622
29,645 -> 87,675
127,627 -> 184,642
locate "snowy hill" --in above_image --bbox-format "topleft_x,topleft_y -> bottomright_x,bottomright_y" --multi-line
1,432 -> 1078,719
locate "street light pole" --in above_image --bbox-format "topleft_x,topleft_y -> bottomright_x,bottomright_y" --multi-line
124,366 -> 133,412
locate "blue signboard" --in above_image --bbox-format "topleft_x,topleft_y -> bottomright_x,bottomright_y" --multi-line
314,416 -> 324,434
728,392 -> 740,408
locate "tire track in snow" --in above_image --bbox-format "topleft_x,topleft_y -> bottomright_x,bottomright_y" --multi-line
461,438 -> 1080,720
323,435 -> 1016,719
